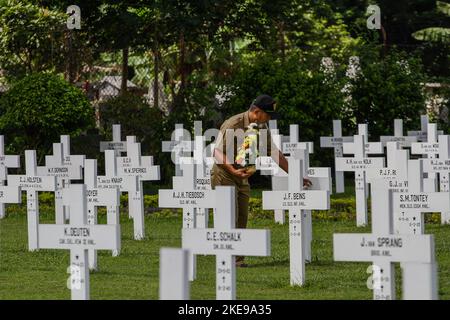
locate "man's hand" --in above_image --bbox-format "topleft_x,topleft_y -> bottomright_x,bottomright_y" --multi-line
233,168 -> 253,179
303,178 -> 313,188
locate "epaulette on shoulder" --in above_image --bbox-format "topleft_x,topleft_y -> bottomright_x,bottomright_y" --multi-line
222,114 -> 243,130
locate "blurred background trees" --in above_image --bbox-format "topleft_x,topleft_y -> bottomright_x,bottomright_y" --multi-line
1,0 -> 450,180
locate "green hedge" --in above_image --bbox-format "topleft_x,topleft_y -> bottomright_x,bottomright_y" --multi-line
0,73 -> 94,158
13,192 -> 442,223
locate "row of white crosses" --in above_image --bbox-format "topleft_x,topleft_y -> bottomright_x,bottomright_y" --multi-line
39,184 -> 121,300
392,160 -> 444,299
337,136 -> 445,299
0,125 -> 162,299
159,169 -> 271,299
333,178 -> 437,300
319,115 -> 439,195
159,122 -> 271,299
412,122 -> 440,194
3,117 -> 447,299
5,148 -> 121,298
336,119 -> 444,228
159,124 -> 221,280
3,125 -> 160,299
322,116 -> 450,226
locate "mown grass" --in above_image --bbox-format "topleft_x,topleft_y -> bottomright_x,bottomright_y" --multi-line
0,187 -> 449,300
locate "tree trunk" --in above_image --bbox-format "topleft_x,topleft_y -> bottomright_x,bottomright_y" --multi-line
179,31 -> 186,90
121,47 -> 129,94
278,21 -> 286,61
153,49 -> 160,109
381,25 -> 388,57
65,30 -> 77,83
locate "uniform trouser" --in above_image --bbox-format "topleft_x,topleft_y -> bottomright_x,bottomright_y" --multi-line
211,170 -> 250,262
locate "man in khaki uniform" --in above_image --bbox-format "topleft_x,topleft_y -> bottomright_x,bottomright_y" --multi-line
213,95 -> 307,267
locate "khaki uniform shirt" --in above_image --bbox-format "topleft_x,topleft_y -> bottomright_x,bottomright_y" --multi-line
212,111 -> 273,186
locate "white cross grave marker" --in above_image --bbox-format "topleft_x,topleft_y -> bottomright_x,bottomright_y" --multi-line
411,123 -> 440,192
283,125 -> 328,261
0,135 -> 20,218
182,134 -> 213,229
162,124 -> 193,176
320,120 -> 353,193
84,159 -> 120,270
408,114 -> 443,142
262,149 -> 330,286
38,184 -> 121,300
159,162 -> 217,280
344,124 -> 384,200
380,119 -> 418,148
421,135 -> 450,224
60,135 -> 86,221
8,150 -> 56,251
280,125 -> 314,231
282,125 -> 314,155
100,124 -> 127,156
183,186 -> 271,300
37,143 -> 83,224
0,183 -> 21,210
392,160 -> 442,300
366,142 -> 409,190
256,120 -> 287,223
337,135 -> 385,226
391,159 -> 450,234
334,179 -> 437,300
344,124 -> 384,155
159,248 -> 190,300
192,120 -> 219,228
96,150 -> 139,243
60,135 -> 85,173
367,145 -> 439,299
116,136 -> 160,239
258,145 -> 331,262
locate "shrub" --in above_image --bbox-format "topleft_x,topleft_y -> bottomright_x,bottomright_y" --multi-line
220,52 -> 348,171
345,47 -> 427,138
99,93 -> 164,157
0,73 -> 94,160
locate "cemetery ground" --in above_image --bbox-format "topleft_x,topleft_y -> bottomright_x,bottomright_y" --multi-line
1,187 -> 450,300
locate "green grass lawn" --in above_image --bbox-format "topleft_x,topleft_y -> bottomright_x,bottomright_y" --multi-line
1,188 -> 450,300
